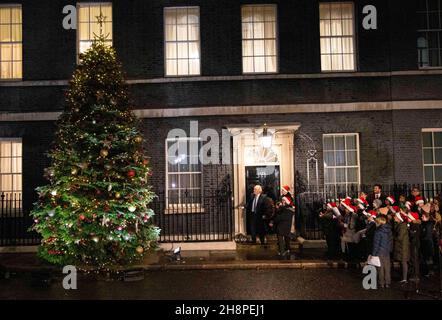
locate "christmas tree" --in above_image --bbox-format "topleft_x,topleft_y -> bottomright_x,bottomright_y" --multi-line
31,38 -> 160,268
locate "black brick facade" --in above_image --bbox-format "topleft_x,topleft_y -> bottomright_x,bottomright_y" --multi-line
0,0 -> 441,222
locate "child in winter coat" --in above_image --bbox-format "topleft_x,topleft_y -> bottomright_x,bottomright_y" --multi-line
271,196 -> 295,259
372,215 -> 393,289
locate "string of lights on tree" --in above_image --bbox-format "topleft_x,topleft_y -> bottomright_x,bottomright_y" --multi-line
30,37 -> 160,269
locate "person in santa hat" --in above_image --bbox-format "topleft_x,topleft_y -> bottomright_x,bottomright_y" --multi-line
408,187 -> 426,212
271,196 -> 295,259
407,210 -> 422,282
364,210 -> 378,259
320,202 -> 341,259
341,199 -> 359,261
393,209 -> 410,284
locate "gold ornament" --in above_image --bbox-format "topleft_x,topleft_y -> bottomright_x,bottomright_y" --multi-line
136,246 -> 144,254
71,168 -> 78,175
115,192 -> 121,199
134,136 -> 143,143
92,236 -> 99,243
100,149 -> 109,157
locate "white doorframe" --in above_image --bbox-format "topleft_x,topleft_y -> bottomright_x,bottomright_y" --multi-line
227,123 -> 300,236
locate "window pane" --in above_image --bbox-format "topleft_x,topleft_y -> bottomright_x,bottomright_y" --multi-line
425,166 -> 434,182
424,149 -> 434,164
177,42 -> 188,58
320,20 -> 331,37
189,42 -> 200,59
335,136 -> 345,150
435,167 -> 442,182
336,168 -> 346,183
347,168 -> 358,183
1,142 -> 11,157
1,158 -> 11,173
347,151 -> 357,166
321,55 -> 332,71
324,151 -> 335,166
188,59 -> 200,75
434,132 -> 442,147
264,22 -> 276,38
254,56 -> 266,72
0,25 -> 11,42
323,136 -> 334,151
0,43 -> 12,60
0,8 -> 11,24
423,132 -> 433,147
177,59 -> 189,75
11,24 -> 21,41
253,22 -> 265,38
435,148 -> 442,163
253,40 -> 265,56
336,150 -> 345,166
168,174 -> 179,188
346,135 -> 356,149
325,168 -> 335,184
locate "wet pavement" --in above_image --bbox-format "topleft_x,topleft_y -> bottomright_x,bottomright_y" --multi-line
0,268 -> 440,300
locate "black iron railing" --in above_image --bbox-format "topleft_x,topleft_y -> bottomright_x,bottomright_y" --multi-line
0,192 -> 40,246
150,189 -> 234,242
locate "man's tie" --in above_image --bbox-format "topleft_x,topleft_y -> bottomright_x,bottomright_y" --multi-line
252,196 -> 258,213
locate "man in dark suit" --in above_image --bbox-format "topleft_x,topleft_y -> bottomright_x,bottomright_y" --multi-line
247,185 -> 274,244
367,184 -> 387,210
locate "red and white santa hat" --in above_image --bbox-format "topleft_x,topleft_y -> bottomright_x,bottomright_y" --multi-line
356,197 -> 368,210
327,202 -> 341,217
281,185 -> 290,193
407,212 -> 420,222
415,196 -> 424,205
386,196 -> 395,205
368,210 -> 377,218
341,199 -> 355,213
390,205 -> 400,214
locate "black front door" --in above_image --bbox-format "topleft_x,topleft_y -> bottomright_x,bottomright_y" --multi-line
245,165 -> 280,203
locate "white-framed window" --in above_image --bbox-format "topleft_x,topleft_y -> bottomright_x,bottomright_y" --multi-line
166,138 -> 203,210
0,139 -> 22,208
323,133 -> 360,195
0,4 -> 22,80
319,2 -> 356,72
164,7 -> 201,76
77,3 -> 112,56
422,129 -> 442,189
241,4 -> 278,73
417,0 -> 442,68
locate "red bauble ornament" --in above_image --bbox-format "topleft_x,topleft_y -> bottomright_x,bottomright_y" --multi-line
143,159 -> 149,165
79,214 -> 86,221
127,170 -> 136,178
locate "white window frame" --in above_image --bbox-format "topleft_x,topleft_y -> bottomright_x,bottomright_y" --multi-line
422,128 -> 442,190
417,0 -> 442,69
0,4 -> 22,80
323,133 -> 361,194
241,4 -> 279,74
0,138 -> 22,211
76,2 -> 113,60
165,137 -> 203,213
163,6 -> 201,77
319,2 -> 357,72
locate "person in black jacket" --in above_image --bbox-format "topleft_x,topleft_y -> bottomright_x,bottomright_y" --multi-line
271,196 -> 295,258
246,185 -> 274,245
367,184 -> 387,210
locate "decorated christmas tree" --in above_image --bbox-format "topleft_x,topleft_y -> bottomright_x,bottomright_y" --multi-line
30,38 -> 159,268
